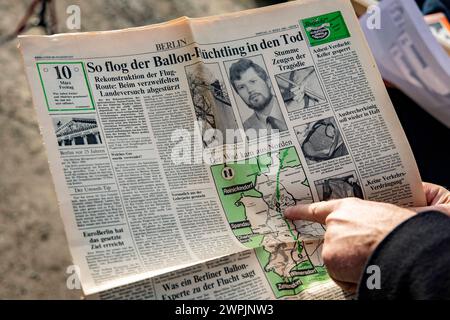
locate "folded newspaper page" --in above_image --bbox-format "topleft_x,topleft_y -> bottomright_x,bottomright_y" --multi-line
19,0 -> 425,299
360,0 -> 450,128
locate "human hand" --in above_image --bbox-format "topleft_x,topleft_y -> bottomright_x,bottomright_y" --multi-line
412,182 -> 450,216
284,198 -> 416,292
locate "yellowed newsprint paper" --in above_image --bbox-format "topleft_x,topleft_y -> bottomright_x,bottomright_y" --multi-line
19,0 -> 425,299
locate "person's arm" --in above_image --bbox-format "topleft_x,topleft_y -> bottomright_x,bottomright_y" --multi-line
358,210 -> 450,299
284,182 -> 450,298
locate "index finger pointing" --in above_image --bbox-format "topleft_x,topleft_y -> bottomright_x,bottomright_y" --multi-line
284,200 -> 341,224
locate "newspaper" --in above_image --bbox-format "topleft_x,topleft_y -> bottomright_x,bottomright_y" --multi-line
360,0 -> 450,128
19,0 -> 425,300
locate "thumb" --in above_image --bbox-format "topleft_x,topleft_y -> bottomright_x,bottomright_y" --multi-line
422,182 -> 450,206
284,200 -> 340,224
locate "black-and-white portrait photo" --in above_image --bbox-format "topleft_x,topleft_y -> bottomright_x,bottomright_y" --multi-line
224,56 -> 288,139
294,116 -> 348,164
185,62 -> 240,147
52,115 -> 102,147
275,66 -> 326,112
314,171 -> 364,201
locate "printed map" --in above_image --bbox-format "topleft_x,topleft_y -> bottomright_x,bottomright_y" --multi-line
211,147 -> 329,298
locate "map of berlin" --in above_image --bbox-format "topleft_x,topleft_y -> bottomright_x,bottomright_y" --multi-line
211,147 -> 330,298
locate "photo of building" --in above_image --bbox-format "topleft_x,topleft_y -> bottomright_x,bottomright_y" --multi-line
53,116 -> 102,146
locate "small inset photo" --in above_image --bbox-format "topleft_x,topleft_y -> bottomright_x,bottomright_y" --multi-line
275,66 -> 326,112
314,171 -> 364,201
52,115 -> 102,147
185,61 -> 240,147
294,116 -> 348,164
224,55 -> 288,139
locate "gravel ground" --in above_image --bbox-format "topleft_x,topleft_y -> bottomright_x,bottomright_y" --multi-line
0,0 -> 271,299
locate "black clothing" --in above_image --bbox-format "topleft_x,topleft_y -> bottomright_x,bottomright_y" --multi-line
358,211 -> 450,299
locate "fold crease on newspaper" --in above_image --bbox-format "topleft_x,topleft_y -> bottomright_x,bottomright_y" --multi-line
19,0 -> 425,300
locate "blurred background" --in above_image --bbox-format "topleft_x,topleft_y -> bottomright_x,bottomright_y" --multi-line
0,0 -> 448,299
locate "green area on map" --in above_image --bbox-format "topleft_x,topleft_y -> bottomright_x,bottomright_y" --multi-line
211,147 -> 330,298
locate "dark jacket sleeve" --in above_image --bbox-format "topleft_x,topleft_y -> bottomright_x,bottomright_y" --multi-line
357,211 -> 450,300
